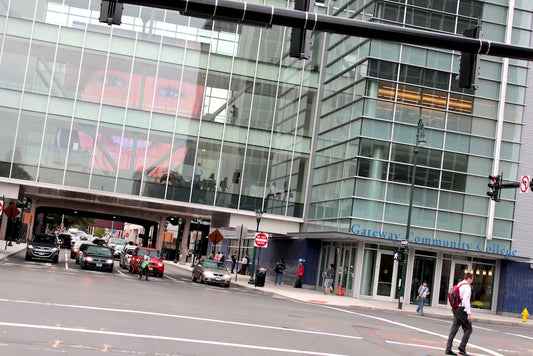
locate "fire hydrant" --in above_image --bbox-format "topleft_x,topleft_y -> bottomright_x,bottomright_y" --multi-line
521,308 -> 529,323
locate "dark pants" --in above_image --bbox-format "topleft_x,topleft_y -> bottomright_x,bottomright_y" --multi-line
446,307 -> 472,353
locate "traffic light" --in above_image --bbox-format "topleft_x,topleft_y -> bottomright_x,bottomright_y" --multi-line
99,0 -> 123,25
289,0 -> 314,59
393,250 -> 403,263
457,25 -> 481,89
487,175 -> 502,202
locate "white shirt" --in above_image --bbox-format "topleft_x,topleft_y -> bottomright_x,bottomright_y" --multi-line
458,280 -> 472,315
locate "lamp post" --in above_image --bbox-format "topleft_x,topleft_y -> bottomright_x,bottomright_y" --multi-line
248,209 -> 263,284
191,216 -> 202,267
398,118 -> 426,310
174,218 -> 182,263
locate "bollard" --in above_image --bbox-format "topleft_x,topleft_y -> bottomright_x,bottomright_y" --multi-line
521,308 -> 529,322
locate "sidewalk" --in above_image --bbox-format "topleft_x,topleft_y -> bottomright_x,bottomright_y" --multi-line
1,244 -> 529,328
164,260 -> 532,328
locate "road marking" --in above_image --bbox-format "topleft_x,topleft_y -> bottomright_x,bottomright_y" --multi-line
506,332 -> 533,341
64,252 -> 69,269
386,341 -> 489,355
318,305 -> 504,356
0,321 -> 348,356
0,298 -> 362,341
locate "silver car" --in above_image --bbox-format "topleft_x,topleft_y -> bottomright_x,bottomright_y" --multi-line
119,245 -> 136,269
192,259 -> 231,287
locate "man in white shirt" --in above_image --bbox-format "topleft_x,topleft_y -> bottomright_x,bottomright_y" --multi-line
445,272 -> 474,356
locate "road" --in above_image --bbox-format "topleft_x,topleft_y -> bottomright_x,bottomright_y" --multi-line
0,249 -> 531,355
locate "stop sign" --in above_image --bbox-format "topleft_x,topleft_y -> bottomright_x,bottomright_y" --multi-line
254,233 -> 269,248
61,226 -> 66,232
125,232 -> 130,238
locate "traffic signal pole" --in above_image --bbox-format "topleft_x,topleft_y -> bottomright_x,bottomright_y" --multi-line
104,0 -> 533,61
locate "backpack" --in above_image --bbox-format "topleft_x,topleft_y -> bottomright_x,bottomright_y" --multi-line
448,281 -> 466,308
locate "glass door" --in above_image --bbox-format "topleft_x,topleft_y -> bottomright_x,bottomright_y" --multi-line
373,251 -> 397,299
338,247 -> 356,293
451,261 -> 471,287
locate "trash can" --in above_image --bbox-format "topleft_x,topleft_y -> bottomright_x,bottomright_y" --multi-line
255,268 -> 266,287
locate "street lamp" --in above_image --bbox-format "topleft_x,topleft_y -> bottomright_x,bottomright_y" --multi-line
248,209 -> 263,284
191,216 -> 202,267
398,118 -> 426,310
174,218 -> 182,263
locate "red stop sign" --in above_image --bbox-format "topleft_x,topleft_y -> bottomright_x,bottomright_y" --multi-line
254,233 -> 268,248
125,232 -> 130,238
61,226 -> 66,232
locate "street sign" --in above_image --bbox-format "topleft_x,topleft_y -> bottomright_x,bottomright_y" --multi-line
61,226 -> 66,232
209,229 -> 224,245
254,233 -> 269,248
0,199 -> 3,216
3,202 -> 20,220
125,232 -> 130,238
520,175 -> 530,194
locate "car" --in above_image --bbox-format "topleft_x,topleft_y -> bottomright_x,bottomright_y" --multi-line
58,233 -> 71,248
80,245 -> 114,272
119,245 -> 136,269
129,247 -> 165,277
70,239 -> 86,258
192,259 -> 231,287
75,242 -> 94,264
108,238 -> 126,258
25,233 -> 60,263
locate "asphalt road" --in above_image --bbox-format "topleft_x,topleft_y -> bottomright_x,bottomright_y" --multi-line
0,249 -> 532,356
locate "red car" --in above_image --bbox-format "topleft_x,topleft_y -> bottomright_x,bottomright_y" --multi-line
129,247 -> 165,278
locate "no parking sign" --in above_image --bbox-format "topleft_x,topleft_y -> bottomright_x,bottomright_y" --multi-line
520,175 -> 530,194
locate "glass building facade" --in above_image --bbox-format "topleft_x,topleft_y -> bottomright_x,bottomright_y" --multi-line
0,0 -> 322,218
0,0 -> 532,312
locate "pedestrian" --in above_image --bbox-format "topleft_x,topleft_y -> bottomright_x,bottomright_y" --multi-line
416,281 -> 430,316
214,251 -> 220,260
219,252 -> 225,263
239,253 -> 249,275
230,252 -> 237,273
323,263 -> 335,294
294,260 -> 304,288
274,258 -> 286,286
138,250 -> 150,281
445,272 -> 474,356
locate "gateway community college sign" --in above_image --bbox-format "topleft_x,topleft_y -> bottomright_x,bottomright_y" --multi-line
350,224 -> 518,259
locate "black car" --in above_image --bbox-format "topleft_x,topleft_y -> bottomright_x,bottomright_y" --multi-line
80,245 -> 114,272
58,233 -> 71,248
75,242 -> 94,264
25,233 -> 60,263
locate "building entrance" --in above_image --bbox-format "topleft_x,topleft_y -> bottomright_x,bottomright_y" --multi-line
373,251 -> 397,300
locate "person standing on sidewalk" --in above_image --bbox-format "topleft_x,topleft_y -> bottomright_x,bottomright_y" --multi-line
445,272 -> 474,356
416,281 -> 430,316
323,264 -> 335,294
294,260 -> 305,288
230,251 -> 237,273
274,258 -> 286,286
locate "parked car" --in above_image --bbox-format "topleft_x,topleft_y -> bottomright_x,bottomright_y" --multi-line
80,245 -> 114,272
119,245 -> 136,269
75,242 -> 94,264
25,233 -> 60,263
129,247 -> 164,277
192,259 -> 231,287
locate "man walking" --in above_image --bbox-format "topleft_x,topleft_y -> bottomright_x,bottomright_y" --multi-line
323,264 -> 335,294
446,272 -> 474,356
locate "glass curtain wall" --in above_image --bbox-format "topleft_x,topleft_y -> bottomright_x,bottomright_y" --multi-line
0,0 -> 321,218
310,0 -> 530,253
